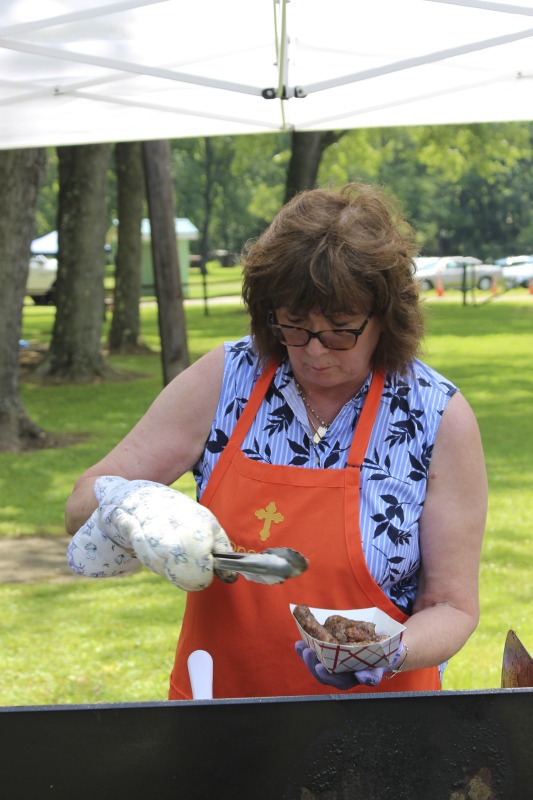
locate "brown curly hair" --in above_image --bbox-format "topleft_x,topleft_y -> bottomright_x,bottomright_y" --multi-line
241,182 -> 424,375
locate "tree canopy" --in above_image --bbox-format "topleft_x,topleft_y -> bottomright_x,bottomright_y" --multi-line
33,122 -> 533,263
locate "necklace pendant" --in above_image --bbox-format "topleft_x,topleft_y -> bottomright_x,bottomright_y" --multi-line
313,426 -> 328,443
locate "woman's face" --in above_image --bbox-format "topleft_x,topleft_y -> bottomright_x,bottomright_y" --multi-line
274,307 -> 383,392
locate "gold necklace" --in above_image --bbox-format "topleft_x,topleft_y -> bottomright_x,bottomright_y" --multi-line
295,381 -> 331,444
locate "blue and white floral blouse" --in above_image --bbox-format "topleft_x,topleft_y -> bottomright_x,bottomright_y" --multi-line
193,336 -> 458,616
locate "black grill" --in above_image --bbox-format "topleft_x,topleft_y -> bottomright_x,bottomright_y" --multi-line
2,688 -> 532,799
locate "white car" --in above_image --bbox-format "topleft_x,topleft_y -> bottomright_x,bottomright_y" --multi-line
26,255 -> 57,306
497,255 -> 533,289
414,256 -> 502,292
26,254 -> 58,304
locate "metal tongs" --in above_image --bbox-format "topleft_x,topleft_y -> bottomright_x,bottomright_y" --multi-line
212,547 -> 308,585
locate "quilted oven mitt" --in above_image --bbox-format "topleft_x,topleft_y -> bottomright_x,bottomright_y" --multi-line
67,475 -> 235,591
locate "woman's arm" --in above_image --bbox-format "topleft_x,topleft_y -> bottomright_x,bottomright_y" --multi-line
401,391 -> 488,671
64,345 -> 226,534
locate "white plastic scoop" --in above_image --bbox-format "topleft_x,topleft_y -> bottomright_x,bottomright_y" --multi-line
187,650 -> 213,700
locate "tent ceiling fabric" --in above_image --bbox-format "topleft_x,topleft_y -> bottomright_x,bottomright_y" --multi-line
1,0 -> 533,149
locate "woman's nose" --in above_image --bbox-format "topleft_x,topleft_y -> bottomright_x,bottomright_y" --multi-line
305,335 -> 329,354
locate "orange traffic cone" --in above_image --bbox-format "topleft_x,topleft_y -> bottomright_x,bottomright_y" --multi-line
529,278 -> 533,295
491,274 -> 498,294
436,273 -> 445,297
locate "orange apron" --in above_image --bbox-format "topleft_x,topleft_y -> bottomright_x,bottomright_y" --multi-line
169,360 -> 440,699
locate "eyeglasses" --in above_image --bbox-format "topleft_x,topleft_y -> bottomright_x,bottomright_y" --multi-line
268,312 -> 372,351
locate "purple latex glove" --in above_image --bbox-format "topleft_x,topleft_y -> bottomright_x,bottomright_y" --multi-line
295,640 -> 404,689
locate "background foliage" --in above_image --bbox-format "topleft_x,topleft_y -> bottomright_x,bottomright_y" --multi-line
34,122 -> 533,262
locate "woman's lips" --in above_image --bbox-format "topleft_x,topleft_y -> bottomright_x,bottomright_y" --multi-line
307,364 -> 333,373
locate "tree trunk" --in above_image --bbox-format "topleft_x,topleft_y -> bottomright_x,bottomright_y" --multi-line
108,142 -> 146,353
284,130 -> 346,203
142,140 -> 189,386
0,148 -> 46,452
200,137 -> 214,269
37,144 -> 111,383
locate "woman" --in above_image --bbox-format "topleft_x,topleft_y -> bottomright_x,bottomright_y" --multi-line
65,183 -> 487,699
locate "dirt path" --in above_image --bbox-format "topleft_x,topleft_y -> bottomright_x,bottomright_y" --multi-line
0,536 -> 78,584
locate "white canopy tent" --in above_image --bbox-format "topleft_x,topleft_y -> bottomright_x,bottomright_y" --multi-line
1,0 -> 533,150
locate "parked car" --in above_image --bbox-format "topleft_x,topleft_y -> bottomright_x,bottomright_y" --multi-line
412,256 -> 439,271
496,255 -> 533,289
26,254 -> 57,305
414,256 -> 502,291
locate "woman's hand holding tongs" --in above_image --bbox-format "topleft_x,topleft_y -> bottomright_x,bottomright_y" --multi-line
67,475 -> 236,590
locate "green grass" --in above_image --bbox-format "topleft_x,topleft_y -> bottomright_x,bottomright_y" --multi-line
137,260 -> 244,303
0,574 -> 183,705
1,292 -> 532,704
417,296 -> 533,690
186,261 -> 243,300
3,301 -> 249,535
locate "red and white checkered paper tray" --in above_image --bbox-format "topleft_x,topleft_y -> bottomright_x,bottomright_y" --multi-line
290,604 -> 406,674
